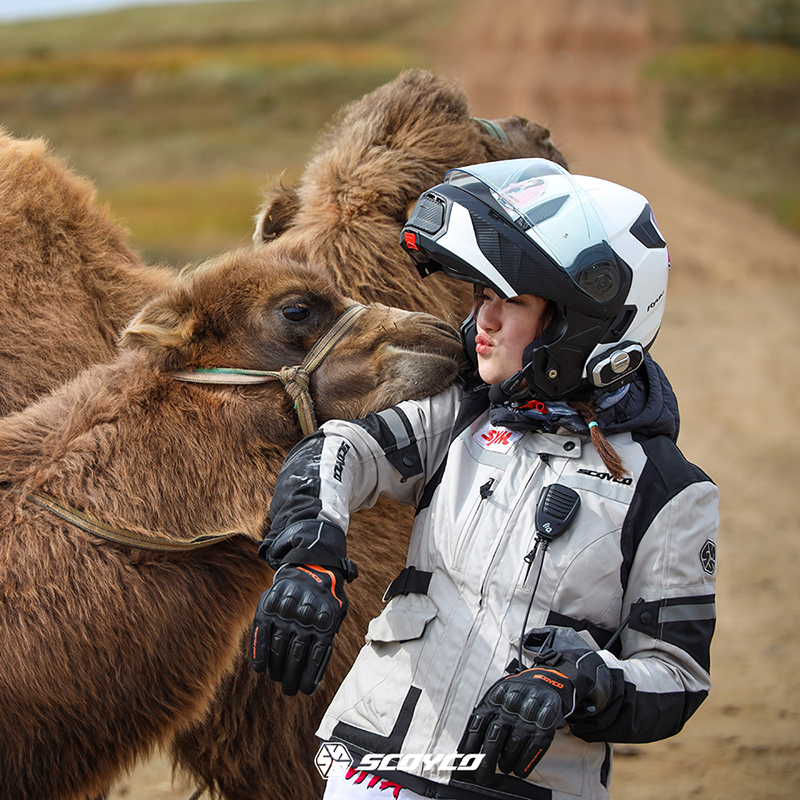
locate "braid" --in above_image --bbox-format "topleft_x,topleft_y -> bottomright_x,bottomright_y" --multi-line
569,398 -> 627,480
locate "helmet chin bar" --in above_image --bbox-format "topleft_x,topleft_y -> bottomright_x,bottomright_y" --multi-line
492,345 -> 644,406
488,370 -> 530,406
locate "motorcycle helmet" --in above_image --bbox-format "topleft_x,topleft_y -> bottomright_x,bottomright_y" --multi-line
400,158 -> 669,399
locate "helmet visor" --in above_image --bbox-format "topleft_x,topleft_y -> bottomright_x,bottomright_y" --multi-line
445,159 -> 609,276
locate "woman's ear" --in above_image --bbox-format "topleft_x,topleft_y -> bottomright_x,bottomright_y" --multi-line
253,182 -> 301,244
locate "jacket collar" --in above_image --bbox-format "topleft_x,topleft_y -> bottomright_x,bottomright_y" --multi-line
469,355 -> 681,443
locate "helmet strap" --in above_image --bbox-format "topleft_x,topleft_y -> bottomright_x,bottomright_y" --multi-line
488,371 -> 529,406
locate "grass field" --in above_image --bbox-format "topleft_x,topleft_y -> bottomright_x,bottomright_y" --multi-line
0,0 -> 796,263
0,0 -> 458,264
644,0 -> 800,236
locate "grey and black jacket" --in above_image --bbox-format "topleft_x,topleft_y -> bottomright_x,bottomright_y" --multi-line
263,358 -> 719,800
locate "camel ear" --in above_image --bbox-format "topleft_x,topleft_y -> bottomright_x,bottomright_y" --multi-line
253,182 -> 301,244
119,298 -> 196,355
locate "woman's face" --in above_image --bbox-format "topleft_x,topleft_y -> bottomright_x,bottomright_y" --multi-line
474,287 -> 550,385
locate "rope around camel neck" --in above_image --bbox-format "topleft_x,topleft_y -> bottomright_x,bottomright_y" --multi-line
1,484 -> 241,551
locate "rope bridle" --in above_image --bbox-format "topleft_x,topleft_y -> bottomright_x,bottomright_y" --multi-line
473,117 -> 511,145
4,304 -> 367,553
171,303 -> 366,437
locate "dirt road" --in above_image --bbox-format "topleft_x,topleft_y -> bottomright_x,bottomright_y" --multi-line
437,2 -> 800,798
111,1 -> 800,798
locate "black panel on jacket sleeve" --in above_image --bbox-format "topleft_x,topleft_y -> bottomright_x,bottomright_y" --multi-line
628,595 -> 716,673
263,431 -> 327,555
351,407 -> 423,481
621,434 -> 715,592
569,668 -> 709,744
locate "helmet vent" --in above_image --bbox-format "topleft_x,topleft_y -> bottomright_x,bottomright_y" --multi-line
408,193 -> 445,234
524,194 -> 568,227
630,205 -> 666,249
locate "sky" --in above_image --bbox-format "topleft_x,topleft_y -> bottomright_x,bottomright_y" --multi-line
0,0 -> 239,23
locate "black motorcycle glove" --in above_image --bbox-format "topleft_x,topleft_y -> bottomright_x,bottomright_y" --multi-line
251,562 -> 348,696
459,628 -> 612,785
459,665 -> 574,784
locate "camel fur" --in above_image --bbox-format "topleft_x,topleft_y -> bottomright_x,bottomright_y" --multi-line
0,130 -> 174,416
254,70 -> 567,323
0,70 -> 568,799
0,247 -> 463,800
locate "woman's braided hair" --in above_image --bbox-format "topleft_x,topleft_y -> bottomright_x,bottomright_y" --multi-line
568,397 -> 627,480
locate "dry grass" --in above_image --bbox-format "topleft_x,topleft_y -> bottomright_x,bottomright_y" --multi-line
0,0 -> 457,265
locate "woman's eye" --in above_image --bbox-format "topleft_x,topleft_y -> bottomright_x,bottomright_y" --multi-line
282,305 -> 310,322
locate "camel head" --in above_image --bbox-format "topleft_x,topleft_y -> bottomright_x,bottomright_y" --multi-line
120,247 -> 465,433
251,71 -> 567,320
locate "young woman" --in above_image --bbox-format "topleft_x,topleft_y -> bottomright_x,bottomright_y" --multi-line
251,159 -> 719,800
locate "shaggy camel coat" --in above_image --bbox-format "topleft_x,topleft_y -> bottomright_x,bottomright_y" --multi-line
0,70 -> 567,799
175,71 -> 569,800
0,131 -> 174,416
0,249 -> 463,800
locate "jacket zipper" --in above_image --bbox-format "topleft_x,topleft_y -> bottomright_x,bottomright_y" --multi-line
451,478 -> 495,567
429,459 -> 545,751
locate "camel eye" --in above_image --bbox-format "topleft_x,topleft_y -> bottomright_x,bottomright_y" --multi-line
282,305 -> 310,322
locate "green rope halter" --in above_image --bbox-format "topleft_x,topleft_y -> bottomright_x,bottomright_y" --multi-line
172,304 -> 367,437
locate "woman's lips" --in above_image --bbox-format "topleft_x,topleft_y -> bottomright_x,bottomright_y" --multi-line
475,333 -> 493,355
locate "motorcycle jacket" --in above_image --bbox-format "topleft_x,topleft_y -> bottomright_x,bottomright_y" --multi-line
264,358 -> 719,800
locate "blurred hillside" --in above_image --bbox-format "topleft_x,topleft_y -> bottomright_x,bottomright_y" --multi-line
644,0 -> 800,236
0,0 -> 796,266
0,0 -> 457,264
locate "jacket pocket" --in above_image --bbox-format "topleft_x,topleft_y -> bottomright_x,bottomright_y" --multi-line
366,593 -> 438,644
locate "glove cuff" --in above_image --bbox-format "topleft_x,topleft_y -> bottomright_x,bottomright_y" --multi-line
259,520 -> 358,581
559,650 -> 613,719
522,626 -> 613,720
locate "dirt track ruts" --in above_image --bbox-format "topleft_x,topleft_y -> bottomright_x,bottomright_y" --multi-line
437,2 -> 800,799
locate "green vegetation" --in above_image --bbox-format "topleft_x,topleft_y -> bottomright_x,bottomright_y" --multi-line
644,0 -> 800,235
4,0 -> 797,263
0,0 -> 457,264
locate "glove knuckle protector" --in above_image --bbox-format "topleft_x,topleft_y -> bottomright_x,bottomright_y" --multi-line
252,520 -> 357,695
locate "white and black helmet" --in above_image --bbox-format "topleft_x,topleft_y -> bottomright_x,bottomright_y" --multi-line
401,158 -> 670,399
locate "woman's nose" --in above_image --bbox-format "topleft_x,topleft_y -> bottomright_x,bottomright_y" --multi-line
478,301 -> 499,332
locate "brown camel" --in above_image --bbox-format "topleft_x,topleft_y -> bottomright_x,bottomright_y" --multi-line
253,69 -> 567,322
0,247 -> 463,800
0,130 -> 174,417
0,70 -> 567,799
171,71 -> 568,800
